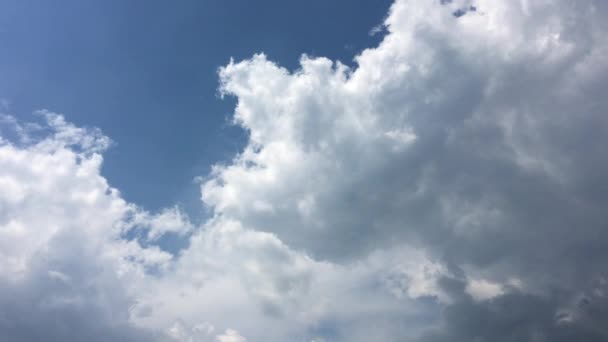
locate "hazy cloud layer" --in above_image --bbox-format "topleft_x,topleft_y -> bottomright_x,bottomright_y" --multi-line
2,0 -> 608,341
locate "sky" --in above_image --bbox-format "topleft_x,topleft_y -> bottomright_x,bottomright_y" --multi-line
1,0 -> 608,341
0,0 -> 392,215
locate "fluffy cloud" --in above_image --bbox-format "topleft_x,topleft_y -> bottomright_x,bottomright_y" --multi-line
2,0 -> 608,341
204,0 -> 608,339
0,113 -> 439,341
0,111 -> 165,340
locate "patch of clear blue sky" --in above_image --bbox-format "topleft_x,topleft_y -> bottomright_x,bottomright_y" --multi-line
0,0 -> 392,220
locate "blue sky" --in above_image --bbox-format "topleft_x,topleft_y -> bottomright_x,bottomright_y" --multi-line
0,0 -> 391,215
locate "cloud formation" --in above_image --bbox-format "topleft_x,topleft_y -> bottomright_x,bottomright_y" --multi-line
1,0 -> 608,341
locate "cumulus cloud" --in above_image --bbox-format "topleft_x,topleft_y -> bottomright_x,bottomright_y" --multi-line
0,112 -> 439,341
2,0 -> 608,341
0,111 -> 164,340
203,0 -> 608,338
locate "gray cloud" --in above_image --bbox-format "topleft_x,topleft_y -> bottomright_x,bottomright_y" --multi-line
0,231 -> 157,342
418,276 -> 608,342
207,0 -> 608,339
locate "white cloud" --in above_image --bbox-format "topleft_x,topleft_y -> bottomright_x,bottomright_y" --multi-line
201,0 -> 608,338
465,278 -> 504,301
215,329 -> 246,342
0,104 -> 445,342
0,113 -> 164,340
132,206 -> 194,242
210,0 -> 608,283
